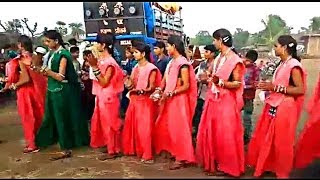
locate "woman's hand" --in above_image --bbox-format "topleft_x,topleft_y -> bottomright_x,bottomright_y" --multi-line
87,54 -> 98,67
150,89 -> 162,102
257,81 -> 274,91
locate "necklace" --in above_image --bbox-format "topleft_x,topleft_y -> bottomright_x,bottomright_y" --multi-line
213,48 -> 231,74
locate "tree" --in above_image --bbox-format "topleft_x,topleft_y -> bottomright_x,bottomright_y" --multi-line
233,28 -> 250,48
0,19 -> 23,33
55,21 -> 68,36
258,14 -> 292,49
309,17 -> 320,33
68,22 -> 85,40
21,18 -> 38,38
193,30 -> 213,45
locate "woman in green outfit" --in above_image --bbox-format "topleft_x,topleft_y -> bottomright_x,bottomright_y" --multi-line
35,30 -> 89,160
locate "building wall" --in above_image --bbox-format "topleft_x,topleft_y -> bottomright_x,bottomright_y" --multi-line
307,36 -> 320,57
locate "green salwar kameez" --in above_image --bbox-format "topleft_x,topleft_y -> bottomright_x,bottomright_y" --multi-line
35,48 -> 89,150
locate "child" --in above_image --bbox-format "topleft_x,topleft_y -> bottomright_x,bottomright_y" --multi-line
242,49 -> 260,144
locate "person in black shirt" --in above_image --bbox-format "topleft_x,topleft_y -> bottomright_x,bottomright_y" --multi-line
153,41 -> 170,76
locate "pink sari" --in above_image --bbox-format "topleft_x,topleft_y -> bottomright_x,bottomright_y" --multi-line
295,73 -> 320,169
196,53 -> 245,177
246,58 -> 306,178
153,55 -> 197,163
122,62 -> 162,160
8,54 -> 47,149
90,56 -> 124,154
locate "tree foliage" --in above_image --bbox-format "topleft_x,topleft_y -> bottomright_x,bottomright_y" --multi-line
192,30 -> 213,46
233,28 -> 250,48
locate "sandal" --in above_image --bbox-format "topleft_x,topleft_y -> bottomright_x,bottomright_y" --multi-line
49,150 -> 72,161
23,147 -> 40,154
97,153 -> 121,161
141,159 -> 154,164
169,161 -> 184,170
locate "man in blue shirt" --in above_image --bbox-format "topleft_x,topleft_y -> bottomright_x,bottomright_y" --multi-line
153,41 -> 170,76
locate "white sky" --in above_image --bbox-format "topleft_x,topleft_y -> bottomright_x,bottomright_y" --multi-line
0,2 -> 319,37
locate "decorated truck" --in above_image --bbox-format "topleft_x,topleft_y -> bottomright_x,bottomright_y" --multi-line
82,2 -> 187,60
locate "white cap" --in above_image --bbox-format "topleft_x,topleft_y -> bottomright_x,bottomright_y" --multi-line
35,47 -> 47,55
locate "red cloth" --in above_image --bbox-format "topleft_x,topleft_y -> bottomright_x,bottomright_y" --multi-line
153,56 -> 197,163
246,58 -> 306,178
196,53 -> 245,177
90,56 -> 124,154
122,62 -> 162,160
295,74 -> 320,169
12,54 -> 47,149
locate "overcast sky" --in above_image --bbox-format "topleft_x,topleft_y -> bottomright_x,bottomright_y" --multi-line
0,2 -> 319,37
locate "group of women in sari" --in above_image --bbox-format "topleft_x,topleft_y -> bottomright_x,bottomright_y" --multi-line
1,28 -> 320,178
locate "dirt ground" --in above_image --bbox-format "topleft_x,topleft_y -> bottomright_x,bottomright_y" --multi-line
0,58 -> 319,178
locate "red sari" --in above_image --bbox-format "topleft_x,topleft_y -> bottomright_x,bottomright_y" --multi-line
90,56 -> 124,155
7,53 -> 47,149
122,62 -> 162,160
295,74 -> 320,169
246,58 -> 306,178
196,53 -> 245,177
153,55 -> 197,163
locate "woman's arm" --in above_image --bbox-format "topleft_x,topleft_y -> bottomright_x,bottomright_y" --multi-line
14,61 -> 30,88
283,67 -> 305,96
257,67 -> 305,97
45,57 -> 67,82
173,65 -> 190,95
219,63 -> 244,89
93,65 -> 114,88
144,69 -> 157,92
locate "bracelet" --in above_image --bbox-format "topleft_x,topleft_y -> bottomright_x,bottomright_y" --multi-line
274,85 -> 287,94
58,73 -> 65,79
93,69 -> 101,76
155,87 -> 162,91
218,79 -> 224,87
137,89 -> 145,95
92,68 -> 100,72
10,83 -> 17,90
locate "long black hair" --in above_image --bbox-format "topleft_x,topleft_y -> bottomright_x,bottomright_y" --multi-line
278,35 -> 301,62
132,41 -> 151,62
43,30 -> 65,49
167,35 -> 187,58
17,35 -> 33,53
96,32 -> 115,59
154,40 -> 168,55
212,28 -> 238,55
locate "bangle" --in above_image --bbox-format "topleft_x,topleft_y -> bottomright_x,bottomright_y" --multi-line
137,89 -> 145,95
93,69 -> 101,76
92,68 -> 100,72
10,83 -> 17,90
58,73 -> 65,79
155,87 -> 162,91
218,79 -> 224,87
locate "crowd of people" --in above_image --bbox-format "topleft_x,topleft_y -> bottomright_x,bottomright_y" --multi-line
0,28 -> 319,178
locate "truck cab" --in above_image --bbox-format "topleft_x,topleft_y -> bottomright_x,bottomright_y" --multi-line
83,2 -> 187,61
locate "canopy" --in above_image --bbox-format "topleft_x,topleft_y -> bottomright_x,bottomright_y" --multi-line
153,2 -> 182,15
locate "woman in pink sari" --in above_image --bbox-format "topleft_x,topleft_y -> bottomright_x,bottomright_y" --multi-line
247,35 -> 306,178
122,42 -> 162,163
1,35 -> 47,153
151,35 -> 197,170
195,28 -> 245,177
85,33 -> 125,161
294,74 -> 320,169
